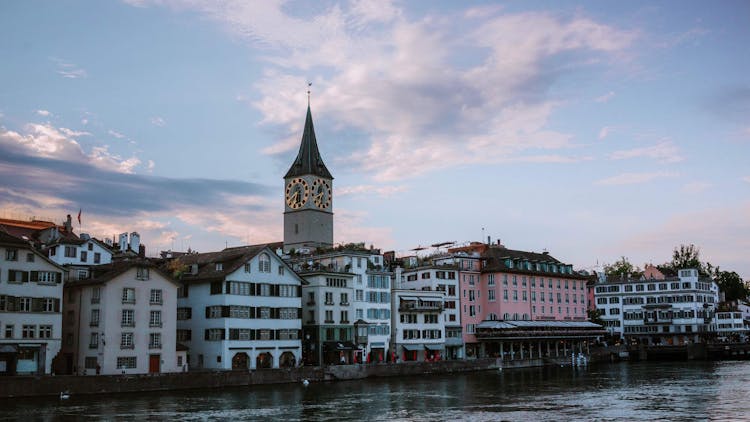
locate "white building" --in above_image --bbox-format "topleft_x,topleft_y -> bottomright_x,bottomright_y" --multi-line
399,265 -> 463,359
62,260 -> 182,375
174,244 -> 303,370
0,231 -> 65,374
594,268 -> 720,345
391,289 -> 446,361
46,235 -> 113,269
287,247 -> 393,363
299,270 -> 356,365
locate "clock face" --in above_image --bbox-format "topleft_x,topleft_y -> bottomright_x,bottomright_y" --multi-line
312,178 -> 332,209
285,178 -> 310,209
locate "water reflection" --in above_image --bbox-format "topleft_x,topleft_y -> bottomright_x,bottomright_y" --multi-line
2,361 -> 749,421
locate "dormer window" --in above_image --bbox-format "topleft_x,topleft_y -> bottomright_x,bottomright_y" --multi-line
244,263 -> 251,273
136,267 -> 150,280
216,263 -> 223,271
258,253 -> 271,273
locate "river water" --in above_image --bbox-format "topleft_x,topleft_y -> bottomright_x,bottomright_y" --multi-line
2,361 -> 749,421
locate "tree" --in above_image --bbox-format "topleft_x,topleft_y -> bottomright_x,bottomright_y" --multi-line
669,243 -> 713,275
715,270 -> 750,302
588,308 -> 604,326
604,256 -> 640,277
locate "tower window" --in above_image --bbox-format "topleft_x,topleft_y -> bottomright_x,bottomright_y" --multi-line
295,223 -> 299,234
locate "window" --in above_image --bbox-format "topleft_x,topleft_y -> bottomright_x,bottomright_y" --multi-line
121,309 -> 135,327
64,246 -> 76,258
325,292 -> 334,305
215,263 -> 223,271
122,288 -> 135,304
503,290 -> 508,301
177,307 -> 192,320
22,325 -> 36,338
4,325 -> 13,338
136,267 -> 150,280
91,287 -> 101,304
244,263 -> 251,273
8,270 -> 28,283
340,310 -> 349,323
278,266 -> 285,276
325,310 -> 334,323
340,292 -> 349,305
82,357 -> 98,371
149,333 -> 162,349
20,297 -> 32,312
513,291 -> 518,301
5,249 -> 18,261
80,251 -> 88,262
177,329 -> 192,342
469,305 -> 476,316
91,309 -> 100,326
150,289 -> 163,305
89,332 -> 99,348
424,314 -> 438,324
150,310 -> 162,327
116,357 -> 137,369
121,332 -> 134,349
356,290 -> 364,301
488,274 -> 495,286
26,252 -> 34,262
207,306 -> 223,319
93,252 -> 101,264
205,329 -> 225,341
258,253 -> 271,272
39,325 -> 52,338
488,290 -> 496,301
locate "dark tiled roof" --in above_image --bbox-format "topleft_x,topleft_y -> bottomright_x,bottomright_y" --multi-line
480,246 -> 587,279
0,230 -> 29,247
170,244 -> 272,283
283,106 -> 333,179
67,259 -> 173,287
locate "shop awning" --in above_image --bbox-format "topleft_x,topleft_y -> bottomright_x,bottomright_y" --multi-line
324,341 -> 358,351
425,344 -> 445,351
0,345 -> 18,353
402,344 -> 423,351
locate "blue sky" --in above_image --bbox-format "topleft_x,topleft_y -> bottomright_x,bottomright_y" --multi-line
1,0 -> 748,278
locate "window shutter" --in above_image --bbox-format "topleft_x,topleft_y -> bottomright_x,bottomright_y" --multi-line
22,271 -> 29,282
204,330 -> 209,340
54,299 -> 61,312
205,307 -> 210,318
30,271 -> 39,282
297,308 -> 302,319
221,329 -> 226,340
225,282 -> 230,294
32,298 -> 43,312
221,306 -> 230,318
55,272 -> 62,283
249,307 -> 255,319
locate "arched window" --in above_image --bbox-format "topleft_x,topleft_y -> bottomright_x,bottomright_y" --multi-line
488,313 -> 498,321
503,313 -> 510,320
258,253 -> 271,273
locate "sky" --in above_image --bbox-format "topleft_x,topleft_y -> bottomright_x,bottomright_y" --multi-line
0,0 -> 748,278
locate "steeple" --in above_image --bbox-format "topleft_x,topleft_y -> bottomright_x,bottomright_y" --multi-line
284,106 -> 333,179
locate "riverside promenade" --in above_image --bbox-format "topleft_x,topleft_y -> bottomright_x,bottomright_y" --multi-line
1,358 -> 511,398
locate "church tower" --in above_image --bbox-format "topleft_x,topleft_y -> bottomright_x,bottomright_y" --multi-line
283,104 -> 333,252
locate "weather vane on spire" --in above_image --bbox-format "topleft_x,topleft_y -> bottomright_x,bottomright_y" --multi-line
307,82 -> 312,105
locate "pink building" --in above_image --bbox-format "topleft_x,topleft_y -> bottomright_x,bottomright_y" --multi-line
439,242 -> 604,361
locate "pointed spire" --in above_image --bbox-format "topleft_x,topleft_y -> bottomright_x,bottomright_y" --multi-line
284,104 -> 333,179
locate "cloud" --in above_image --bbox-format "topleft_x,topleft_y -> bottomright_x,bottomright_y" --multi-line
681,181 -> 712,194
595,91 -> 615,103
598,126 -> 611,140
36,110 -> 51,117
108,129 -> 126,139
705,85 -> 750,124
0,123 -> 140,174
51,58 -> 88,79
743,176 -> 750,184
595,171 -> 678,186
150,116 -> 166,127
130,1 -> 637,182
608,140 -> 683,163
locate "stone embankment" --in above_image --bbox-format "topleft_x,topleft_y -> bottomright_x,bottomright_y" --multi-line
0,359 -> 506,398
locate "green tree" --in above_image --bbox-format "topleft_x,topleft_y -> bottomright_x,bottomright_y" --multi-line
669,243 -> 713,275
604,256 -> 640,277
588,308 -> 604,326
715,270 -> 750,302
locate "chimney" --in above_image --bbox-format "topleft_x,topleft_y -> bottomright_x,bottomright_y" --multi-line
64,214 -> 72,233
487,236 -> 491,245
138,244 -> 146,258
119,233 -> 128,251
130,232 -> 140,254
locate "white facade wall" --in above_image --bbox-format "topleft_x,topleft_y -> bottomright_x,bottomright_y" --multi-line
391,289 -> 446,361
70,267 -> 180,375
178,251 -> 302,370
594,269 -> 720,344
0,245 -> 63,374
48,239 -> 112,267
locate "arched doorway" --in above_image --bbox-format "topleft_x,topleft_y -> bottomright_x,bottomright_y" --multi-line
279,352 -> 296,368
256,352 -> 273,369
232,352 -> 249,370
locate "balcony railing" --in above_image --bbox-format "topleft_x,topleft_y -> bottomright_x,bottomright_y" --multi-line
120,344 -> 134,349
121,321 -> 135,327
324,301 -> 335,305
149,322 -> 163,328
340,302 -> 350,306
399,302 -> 444,312
149,343 -> 162,349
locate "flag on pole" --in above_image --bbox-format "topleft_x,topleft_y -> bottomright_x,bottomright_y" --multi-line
77,209 -> 82,225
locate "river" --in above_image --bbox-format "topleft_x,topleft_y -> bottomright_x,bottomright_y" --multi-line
2,361 -> 749,421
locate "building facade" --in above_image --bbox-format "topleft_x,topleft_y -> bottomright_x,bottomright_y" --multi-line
300,271 -> 355,365
594,268 -> 720,345
0,232 -> 65,375
174,245 -> 303,370
62,261 -> 182,375
391,289 -> 446,362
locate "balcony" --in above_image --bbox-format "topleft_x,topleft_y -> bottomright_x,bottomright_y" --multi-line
399,301 -> 444,312
89,321 -> 99,327
324,301 -> 335,306
306,301 -> 316,306
324,319 -> 335,324
149,343 -> 162,349
149,322 -> 163,328
120,344 -> 134,349
122,299 -> 135,305
121,321 -> 135,328
340,302 -> 350,306
150,300 -> 163,306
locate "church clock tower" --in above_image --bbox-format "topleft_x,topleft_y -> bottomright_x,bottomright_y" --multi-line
283,105 -> 333,252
